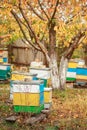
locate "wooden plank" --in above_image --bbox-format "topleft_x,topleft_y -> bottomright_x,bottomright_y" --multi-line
41,109 -> 50,117
11,46 -> 30,49
5,116 -> 17,122
41,109 -> 50,114
25,113 -> 46,125
0,80 -> 10,84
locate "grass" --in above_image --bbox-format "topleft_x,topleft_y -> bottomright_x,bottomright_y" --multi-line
0,83 -> 87,129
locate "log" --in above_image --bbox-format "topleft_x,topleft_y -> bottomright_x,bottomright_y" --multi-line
41,109 -> 50,114
25,113 -> 46,125
5,116 -> 17,122
41,109 -> 50,118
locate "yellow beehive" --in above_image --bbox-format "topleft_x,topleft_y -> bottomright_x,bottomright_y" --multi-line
68,62 -> 77,68
13,93 -> 42,106
13,93 -> 26,106
11,74 -> 24,80
3,51 -> 8,57
0,58 -> 3,63
11,73 -> 32,81
76,75 -> 87,80
44,88 -> 52,103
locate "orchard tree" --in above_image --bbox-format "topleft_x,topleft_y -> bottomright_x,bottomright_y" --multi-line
0,1 -> 22,43
10,0 -> 87,89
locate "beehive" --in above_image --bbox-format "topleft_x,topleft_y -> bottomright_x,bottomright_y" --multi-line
13,80 -> 44,113
14,105 -> 44,113
66,62 -> 78,82
0,50 -> 8,63
13,92 -> 44,106
68,62 -> 77,68
10,80 -> 44,99
0,57 -> 3,63
0,64 -> 11,80
13,81 -> 44,93
29,68 -> 51,87
76,67 -> 87,81
44,87 -> 52,109
66,68 -> 77,81
11,71 -> 37,81
29,68 -> 51,79
44,87 -> 52,103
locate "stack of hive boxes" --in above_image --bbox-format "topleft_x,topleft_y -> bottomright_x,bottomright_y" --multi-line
13,80 -> 44,113
44,88 -> 52,109
29,67 -> 52,109
0,49 -> 8,63
66,61 -> 78,82
10,71 -> 37,100
29,68 -> 51,87
66,60 -> 87,82
76,68 -> 87,81
11,66 -> 52,113
0,49 -> 11,80
0,64 -> 11,80
11,71 -> 37,81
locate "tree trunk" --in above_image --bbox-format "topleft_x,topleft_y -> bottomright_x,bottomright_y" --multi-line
59,56 -> 68,89
48,19 -> 60,89
49,53 -> 60,89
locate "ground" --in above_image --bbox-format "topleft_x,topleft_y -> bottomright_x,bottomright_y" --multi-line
0,83 -> 87,130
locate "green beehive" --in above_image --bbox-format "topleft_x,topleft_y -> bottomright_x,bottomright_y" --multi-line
0,64 -> 11,80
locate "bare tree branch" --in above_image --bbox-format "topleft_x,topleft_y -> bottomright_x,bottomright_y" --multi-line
27,2 -> 46,21
11,10 -> 41,51
19,2 -> 38,43
21,38 -> 32,48
51,0 -> 59,20
65,14 -> 77,24
64,29 -> 86,59
19,0 -> 35,40
18,1 -> 49,57
0,34 -> 10,40
38,0 -> 49,20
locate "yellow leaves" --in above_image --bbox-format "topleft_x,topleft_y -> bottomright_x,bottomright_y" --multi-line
0,0 -> 21,42
73,114 -> 79,118
64,42 -> 69,47
78,44 -> 82,49
84,16 -> 87,22
82,36 -> 87,45
54,26 -> 58,31
85,31 -> 87,36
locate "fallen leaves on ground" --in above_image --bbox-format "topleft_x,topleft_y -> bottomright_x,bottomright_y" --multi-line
1,84 -> 87,129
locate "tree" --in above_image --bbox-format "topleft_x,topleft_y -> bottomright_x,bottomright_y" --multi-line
10,0 -> 87,89
0,1 -> 22,44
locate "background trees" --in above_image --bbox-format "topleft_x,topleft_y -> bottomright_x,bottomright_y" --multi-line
0,1 -> 21,44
